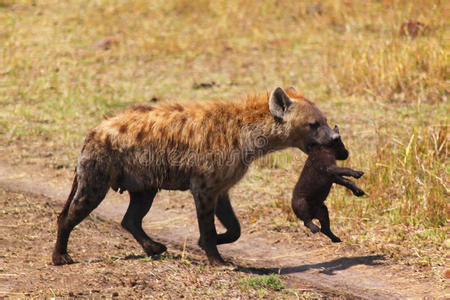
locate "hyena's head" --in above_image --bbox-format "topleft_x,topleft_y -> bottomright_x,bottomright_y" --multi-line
269,87 -> 340,154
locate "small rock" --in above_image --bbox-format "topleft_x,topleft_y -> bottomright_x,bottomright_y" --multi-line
68,292 -> 74,297
193,81 -> 216,89
307,2 -> 322,15
444,239 -> 450,249
92,38 -> 118,50
399,20 -> 427,38
112,291 -> 119,297
444,269 -> 450,279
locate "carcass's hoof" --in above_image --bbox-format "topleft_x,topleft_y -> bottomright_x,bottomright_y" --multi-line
354,189 -> 365,197
353,171 -> 364,179
307,222 -> 320,233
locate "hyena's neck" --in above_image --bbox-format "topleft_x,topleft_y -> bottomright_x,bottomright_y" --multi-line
239,119 -> 290,162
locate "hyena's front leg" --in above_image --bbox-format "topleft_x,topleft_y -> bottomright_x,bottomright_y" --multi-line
121,189 -> 167,257
191,184 -> 225,266
215,192 -> 241,245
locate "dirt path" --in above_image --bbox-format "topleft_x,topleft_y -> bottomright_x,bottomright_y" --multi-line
0,160 -> 446,299
4,188 -> 338,299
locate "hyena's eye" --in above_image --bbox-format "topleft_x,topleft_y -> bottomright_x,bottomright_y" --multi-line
309,122 -> 320,130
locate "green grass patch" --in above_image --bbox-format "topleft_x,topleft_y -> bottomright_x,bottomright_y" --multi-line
239,274 -> 285,292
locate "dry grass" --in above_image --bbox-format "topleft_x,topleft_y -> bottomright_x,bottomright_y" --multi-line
364,124 -> 447,227
0,0 -> 448,282
320,0 -> 447,102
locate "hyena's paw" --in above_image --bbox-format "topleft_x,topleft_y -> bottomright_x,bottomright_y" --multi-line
207,255 -> 232,268
331,236 -> 342,243
142,241 -> 167,256
52,252 -> 74,266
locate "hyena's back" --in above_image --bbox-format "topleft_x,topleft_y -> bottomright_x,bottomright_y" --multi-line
78,98 -> 262,193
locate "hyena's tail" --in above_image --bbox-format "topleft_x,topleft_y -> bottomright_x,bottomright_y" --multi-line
58,169 -> 78,222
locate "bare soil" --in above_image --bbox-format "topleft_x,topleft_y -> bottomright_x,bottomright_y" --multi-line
0,188 -> 339,299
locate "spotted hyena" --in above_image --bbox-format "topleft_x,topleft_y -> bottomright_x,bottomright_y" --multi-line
53,87 -> 341,266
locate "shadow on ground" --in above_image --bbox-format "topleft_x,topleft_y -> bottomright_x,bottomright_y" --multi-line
237,255 -> 386,276
78,251 -> 384,278
87,243 -> 385,277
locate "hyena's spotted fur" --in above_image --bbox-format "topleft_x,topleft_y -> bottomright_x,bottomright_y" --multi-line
53,87 -> 340,266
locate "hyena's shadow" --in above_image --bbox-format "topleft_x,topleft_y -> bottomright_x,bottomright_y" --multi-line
236,255 -> 385,276
87,253 -> 385,276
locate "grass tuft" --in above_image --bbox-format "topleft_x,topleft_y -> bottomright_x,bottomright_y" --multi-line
355,124 -> 448,227
239,274 -> 285,292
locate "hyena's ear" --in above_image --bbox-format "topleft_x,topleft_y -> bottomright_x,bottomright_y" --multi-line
334,125 -> 340,134
269,87 -> 293,119
286,86 -> 297,93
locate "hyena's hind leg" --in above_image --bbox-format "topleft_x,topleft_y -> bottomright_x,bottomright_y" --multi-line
53,165 -> 110,265
215,192 -> 241,245
121,189 -> 167,256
